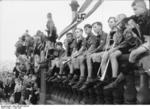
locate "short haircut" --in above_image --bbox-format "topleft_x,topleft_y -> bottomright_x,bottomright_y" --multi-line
108,17 -> 116,23
75,28 -> 83,32
47,12 -> 52,17
66,32 -> 73,37
47,12 -> 52,15
92,21 -> 103,27
84,24 -> 92,29
131,0 -> 146,7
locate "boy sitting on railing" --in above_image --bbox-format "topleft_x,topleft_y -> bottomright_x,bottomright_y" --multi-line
129,0 -> 150,63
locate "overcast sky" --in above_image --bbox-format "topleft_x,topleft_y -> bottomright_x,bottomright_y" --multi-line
0,0 -> 149,63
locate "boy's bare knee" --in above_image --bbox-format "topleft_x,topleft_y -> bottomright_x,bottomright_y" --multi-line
110,53 -> 117,59
86,58 -> 91,65
103,54 -> 109,61
130,50 -> 137,57
78,56 -> 85,63
129,50 -> 138,62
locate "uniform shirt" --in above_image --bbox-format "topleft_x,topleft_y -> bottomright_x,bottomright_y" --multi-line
46,20 -> 58,43
85,32 -> 99,53
74,37 -> 86,51
92,31 -> 107,53
130,10 -> 150,41
65,39 -> 76,56
53,48 -> 65,58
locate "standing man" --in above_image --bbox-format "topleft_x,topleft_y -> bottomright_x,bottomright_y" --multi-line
46,12 -> 58,44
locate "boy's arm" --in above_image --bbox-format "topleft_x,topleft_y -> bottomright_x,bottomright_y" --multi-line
70,41 -> 78,57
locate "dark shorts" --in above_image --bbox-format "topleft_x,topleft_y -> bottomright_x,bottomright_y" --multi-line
119,45 -> 135,54
34,49 -> 41,56
14,92 -> 21,103
119,47 -> 130,54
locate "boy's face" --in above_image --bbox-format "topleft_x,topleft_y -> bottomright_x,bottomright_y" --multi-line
84,27 -> 92,35
56,45 -> 62,50
19,63 -> 25,71
92,24 -> 102,34
66,34 -> 73,42
116,14 -> 126,29
132,5 -> 146,16
75,29 -> 83,39
108,18 -> 116,29
34,36 -> 41,44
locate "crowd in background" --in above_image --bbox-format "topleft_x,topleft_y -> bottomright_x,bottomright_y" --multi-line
0,12 -> 58,104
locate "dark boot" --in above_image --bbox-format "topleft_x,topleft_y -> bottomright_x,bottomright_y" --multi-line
57,75 -> 67,83
72,77 -> 86,89
48,75 -> 57,82
46,69 -> 54,80
68,74 -> 79,86
62,73 -> 74,84
79,78 -> 96,91
51,75 -> 61,83
104,73 -> 125,89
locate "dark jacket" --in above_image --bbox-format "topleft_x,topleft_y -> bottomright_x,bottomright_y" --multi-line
92,31 -> 107,53
85,32 -> 99,53
129,10 -> 150,42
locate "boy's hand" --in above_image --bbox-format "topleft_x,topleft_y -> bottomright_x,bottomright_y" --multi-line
84,51 -> 92,56
71,51 -> 78,58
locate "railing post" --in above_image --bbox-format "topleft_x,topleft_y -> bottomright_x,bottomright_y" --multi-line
137,72 -> 150,104
124,71 -> 137,104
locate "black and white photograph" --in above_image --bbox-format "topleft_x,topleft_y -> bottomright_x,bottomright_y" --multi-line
0,0 -> 150,107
